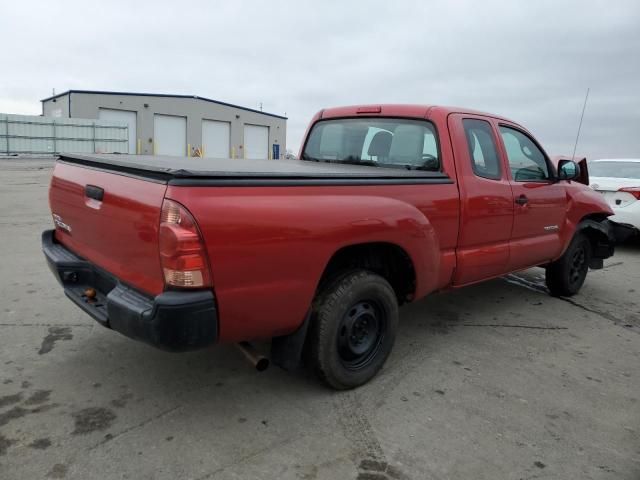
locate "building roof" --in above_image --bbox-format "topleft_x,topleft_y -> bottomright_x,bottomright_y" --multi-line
40,89 -> 287,120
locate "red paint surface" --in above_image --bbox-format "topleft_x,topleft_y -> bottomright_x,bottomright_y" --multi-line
48,105 -> 614,344
50,162 -> 167,296
166,183 -> 459,342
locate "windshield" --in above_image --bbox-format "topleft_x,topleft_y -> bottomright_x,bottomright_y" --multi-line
301,118 -> 440,171
589,161 -> 640,179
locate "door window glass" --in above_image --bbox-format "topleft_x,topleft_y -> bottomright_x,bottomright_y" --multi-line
499,126 -> 550,181
462,119 -> 501,180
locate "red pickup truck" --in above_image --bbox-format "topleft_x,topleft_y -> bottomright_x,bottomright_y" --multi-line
43,104 -> 615,389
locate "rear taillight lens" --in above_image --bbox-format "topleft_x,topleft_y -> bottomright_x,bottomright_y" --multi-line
619,187 -> 640,200
159,199 -> 211,288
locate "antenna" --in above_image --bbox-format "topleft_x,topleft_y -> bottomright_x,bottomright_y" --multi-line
571,87 -> 590,159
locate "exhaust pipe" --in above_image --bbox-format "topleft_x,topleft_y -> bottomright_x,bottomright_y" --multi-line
236,342 -> 270,372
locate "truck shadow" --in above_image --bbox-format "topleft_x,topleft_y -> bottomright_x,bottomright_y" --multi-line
50,268 -> 562,399
53,268 -> 568,391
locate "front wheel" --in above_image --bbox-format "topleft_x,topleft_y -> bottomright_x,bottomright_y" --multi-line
545,233 -> 592,297
307,270 -> 399,390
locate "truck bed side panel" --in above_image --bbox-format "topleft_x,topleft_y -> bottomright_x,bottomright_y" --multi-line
167,184 -> 459,343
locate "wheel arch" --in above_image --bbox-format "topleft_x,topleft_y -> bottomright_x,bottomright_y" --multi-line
271,241 -> 417,371
315,241 -> 417,305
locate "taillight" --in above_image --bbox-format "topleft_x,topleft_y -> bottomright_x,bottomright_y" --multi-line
159,199 -> 211,288
619,187 -> 640,200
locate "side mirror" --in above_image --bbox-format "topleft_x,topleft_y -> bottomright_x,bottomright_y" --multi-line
558,159 -> 580,181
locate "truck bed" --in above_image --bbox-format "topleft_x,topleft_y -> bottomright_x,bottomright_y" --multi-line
58,153 -> 451,185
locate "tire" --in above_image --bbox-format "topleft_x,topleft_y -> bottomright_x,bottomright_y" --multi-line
545,233 -> 592,297
308,270 -> 399,390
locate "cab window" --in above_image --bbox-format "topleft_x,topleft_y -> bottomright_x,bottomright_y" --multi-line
302,118 -> 440,171
499,126 -> 550,181
462,119 -> 501,180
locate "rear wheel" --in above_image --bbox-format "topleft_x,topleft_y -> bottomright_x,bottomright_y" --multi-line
545,233 -> 592,297
308,270 -> 398,390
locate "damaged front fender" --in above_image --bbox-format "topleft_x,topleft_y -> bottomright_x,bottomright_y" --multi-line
577,219 -> 616,269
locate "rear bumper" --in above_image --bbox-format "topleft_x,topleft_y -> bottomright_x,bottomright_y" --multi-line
609,208 -> 640,231
42,230 -> 218,352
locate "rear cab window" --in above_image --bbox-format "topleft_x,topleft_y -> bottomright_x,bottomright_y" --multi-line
302,118 -> 440,171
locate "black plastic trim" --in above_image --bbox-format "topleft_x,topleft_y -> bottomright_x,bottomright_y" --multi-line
57,159 -> 170,184
85,184 -> 104,201
608,220 -> 638,244
56,156 -> 453,186
168,176 -> 454,187
577,219 -> 616,260
271,311 -> 311,371
42,230 -> 217,352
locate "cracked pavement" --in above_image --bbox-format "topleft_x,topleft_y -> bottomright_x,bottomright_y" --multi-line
1,158 -> 639,479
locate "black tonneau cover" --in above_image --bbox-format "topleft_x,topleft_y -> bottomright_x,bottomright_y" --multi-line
58,153 -> 451,186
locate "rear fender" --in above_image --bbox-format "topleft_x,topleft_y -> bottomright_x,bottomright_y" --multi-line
319,196 -> 441,298
271,197 -> 438,371
174,187 -> 442,344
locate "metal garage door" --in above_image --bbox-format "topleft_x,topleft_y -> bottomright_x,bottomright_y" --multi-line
244,124 -> 269,159
154,114 -> 187,156
202,120 -> 230,158
98,108 -> 137,153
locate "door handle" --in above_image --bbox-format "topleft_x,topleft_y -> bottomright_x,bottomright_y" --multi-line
85,185 -> 104,201
515,194 -> 528,206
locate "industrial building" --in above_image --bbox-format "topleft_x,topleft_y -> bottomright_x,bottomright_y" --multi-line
41,90 -> 287,159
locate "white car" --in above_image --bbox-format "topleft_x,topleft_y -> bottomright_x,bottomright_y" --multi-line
589,158 -> 640,237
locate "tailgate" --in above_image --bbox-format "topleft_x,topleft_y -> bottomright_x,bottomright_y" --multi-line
49,160 -> 168,295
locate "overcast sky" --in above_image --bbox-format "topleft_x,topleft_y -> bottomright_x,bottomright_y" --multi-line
1,0 -> 639,158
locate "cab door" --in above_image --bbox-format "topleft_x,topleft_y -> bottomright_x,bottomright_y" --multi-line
496,124 -> 568,270
448,114 -> 515,286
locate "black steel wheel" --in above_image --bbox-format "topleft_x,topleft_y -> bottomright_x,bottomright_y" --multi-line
337,300 -> 386,370
307,270 -> 398,390
546,233 -> 592,297
568,245 -> 588,287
